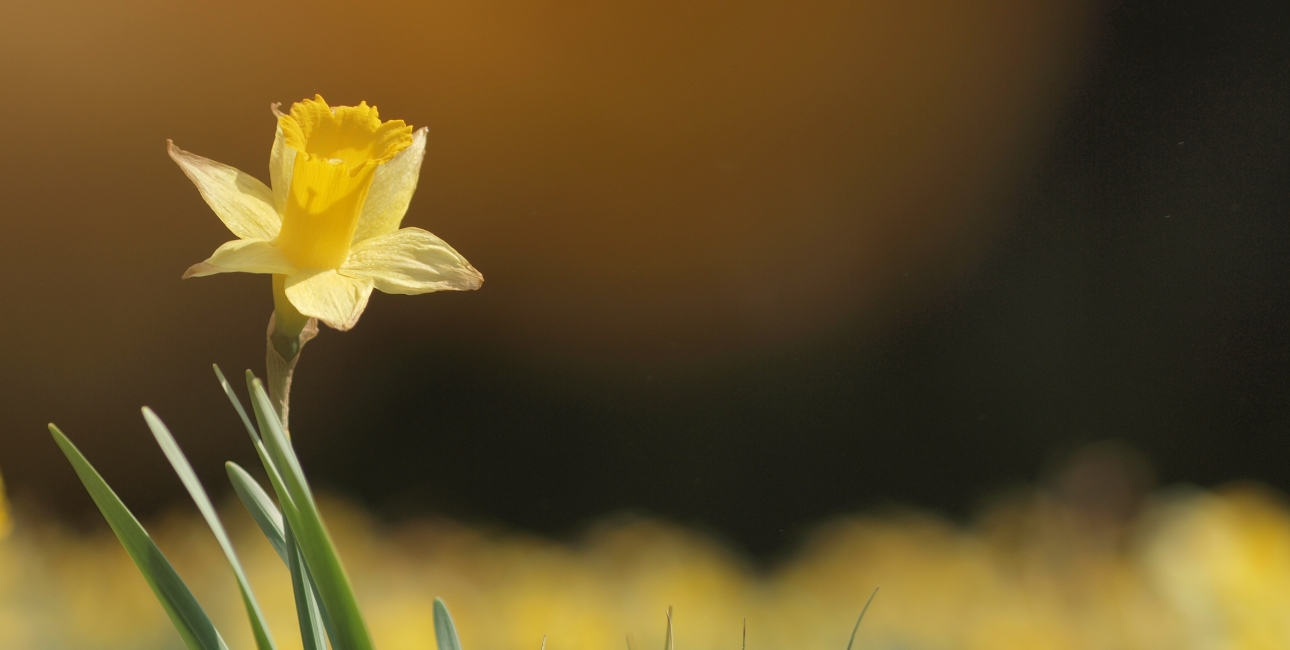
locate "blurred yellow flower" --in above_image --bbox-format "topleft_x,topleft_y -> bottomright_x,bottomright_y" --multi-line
170,95 -> 482,333
0,470 -> 10,540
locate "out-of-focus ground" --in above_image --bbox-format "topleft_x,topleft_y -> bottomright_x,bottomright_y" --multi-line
5,451 -> 1290,650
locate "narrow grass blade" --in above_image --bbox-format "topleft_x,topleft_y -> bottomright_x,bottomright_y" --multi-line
434,598 -> 463,650
287,523 -> 328,650
216,365 -> 297,514
214,366 -> 295,521
227,462 -> 287,562
227,462 -> 340,643
143,408 -> 278,650
218,373 -> 341,646
247,371 -> 374,650
663,606 -> 673,650
844,587 -> 879,650
214,365 -> 262,443
219,371 -> 341,644
49,424 -> 229,650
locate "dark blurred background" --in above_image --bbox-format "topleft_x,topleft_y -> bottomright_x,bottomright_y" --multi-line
0,0 -> 1286,558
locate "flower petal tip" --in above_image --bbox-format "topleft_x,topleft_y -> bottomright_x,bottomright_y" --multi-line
182,263 -> 211,279
325,318 -> 359,332
283,269 -> 374,332
463,265 -> 484,290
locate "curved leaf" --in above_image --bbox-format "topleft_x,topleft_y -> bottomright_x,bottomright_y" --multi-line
246,371 -> 374,650
434,598 -> 463,650
142,408 -> 277,650
49,424 -> 229,650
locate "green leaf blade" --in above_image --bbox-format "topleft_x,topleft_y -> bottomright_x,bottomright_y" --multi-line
226,461 -> 341,644
214,364 -> 261,445
844,587 -> 879,650
141,408 -> 277,650
287,524 -> 329,650
49,423 -> 229,650
434,598 -> 463,650
246,372 -> 374,650
226,461 -> 288,563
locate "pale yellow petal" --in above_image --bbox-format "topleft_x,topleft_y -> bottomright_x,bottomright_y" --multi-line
351,127 -> 428,244
340,227 -> 483,295
269,104 -> 295,216
168,141 -> 282,240
183,239 -> 296,279
283,269 -> 375,331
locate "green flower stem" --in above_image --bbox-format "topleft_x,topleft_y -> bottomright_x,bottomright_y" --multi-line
266,306 -> 317,432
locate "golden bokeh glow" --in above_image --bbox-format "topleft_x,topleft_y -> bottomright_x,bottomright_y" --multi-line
3,485 -> 1290,649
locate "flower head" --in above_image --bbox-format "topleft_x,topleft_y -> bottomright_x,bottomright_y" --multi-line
170,95 -> 482,333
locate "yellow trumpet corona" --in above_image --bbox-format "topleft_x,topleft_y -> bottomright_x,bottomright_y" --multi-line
170,95 -> 482,333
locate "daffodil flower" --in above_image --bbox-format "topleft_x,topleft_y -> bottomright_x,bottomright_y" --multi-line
169,95 -> 482,338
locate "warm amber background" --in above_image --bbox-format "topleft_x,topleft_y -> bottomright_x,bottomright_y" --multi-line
5,0 -> 1288,556
0,0 -> 1089,518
